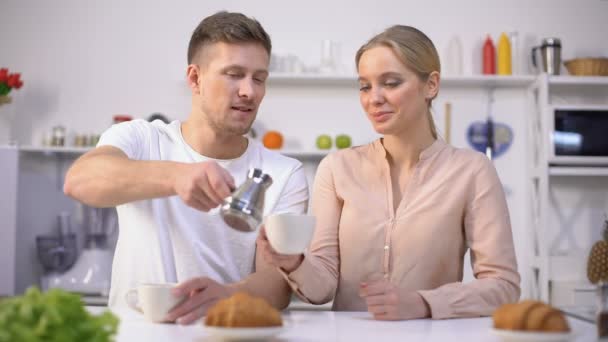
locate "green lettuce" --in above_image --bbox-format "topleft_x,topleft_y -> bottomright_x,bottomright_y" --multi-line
0,287 -> 119,342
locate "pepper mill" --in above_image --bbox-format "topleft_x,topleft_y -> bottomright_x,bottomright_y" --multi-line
220,168 -> 273,232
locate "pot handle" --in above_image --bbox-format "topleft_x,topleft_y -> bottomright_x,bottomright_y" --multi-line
531,46 -> 540,70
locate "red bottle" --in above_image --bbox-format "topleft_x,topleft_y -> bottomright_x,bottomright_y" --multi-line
483,35 -> 496,74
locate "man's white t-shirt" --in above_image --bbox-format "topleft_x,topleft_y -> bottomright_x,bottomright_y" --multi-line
97,119 -> 309,309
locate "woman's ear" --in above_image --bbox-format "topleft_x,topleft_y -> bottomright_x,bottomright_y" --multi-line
425,71 -> 440,100
186,64 -> 201,95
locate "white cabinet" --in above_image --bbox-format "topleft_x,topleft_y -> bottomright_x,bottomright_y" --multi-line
0,147 -> 18,296
0,147 -> 83,295
528,74 -> 608,306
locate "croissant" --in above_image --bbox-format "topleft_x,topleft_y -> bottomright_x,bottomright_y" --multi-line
204,292 -> 283,328
493,300 -> 570,332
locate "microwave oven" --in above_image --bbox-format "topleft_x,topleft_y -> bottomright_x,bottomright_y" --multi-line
548,105 -> 608,166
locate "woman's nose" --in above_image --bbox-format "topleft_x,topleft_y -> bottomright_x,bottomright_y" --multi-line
369,88 -> 385,105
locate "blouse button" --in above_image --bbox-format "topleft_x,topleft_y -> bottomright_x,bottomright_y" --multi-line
384,245 -> 389,251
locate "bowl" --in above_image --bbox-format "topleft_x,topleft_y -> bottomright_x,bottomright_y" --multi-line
564,58 -> 608,76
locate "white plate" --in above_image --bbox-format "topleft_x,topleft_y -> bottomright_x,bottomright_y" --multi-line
491,328 -> 574,342
204,325 -> 285,340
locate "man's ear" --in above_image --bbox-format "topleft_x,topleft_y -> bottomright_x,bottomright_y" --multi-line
187,64 -> 201,95
425,71 -> 440,100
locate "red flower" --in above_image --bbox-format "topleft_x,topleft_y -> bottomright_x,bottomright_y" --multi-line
0,69 -> 8,83
7,74 -> 19,88
0,68 -> 24,91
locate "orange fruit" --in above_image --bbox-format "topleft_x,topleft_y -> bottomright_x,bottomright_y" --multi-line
263,131 -> 284,149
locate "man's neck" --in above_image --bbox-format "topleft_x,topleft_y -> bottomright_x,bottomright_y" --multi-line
181,117 -> 248,160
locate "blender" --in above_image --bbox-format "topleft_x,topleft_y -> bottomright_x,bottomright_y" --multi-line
38,206 -> 117,298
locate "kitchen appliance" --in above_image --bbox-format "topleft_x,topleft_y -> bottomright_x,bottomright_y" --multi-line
37,212 -> 78,283
548,106 -> 608,166
38,206 -> 117,296
220,168 -> 273,232
531,38 -> 562,75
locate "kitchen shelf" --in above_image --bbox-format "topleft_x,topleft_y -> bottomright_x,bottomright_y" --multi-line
548,75 -> 608,86
18,146 -> 92,154
549,166 -> 608,176
528,74 -> 608,304
268,73 -> 536,88
274,149 -> 330,159
441,75 -> 536,88
16,145 -> 329,159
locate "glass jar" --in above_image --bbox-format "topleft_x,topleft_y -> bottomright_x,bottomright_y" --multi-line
51,125 -> 66,146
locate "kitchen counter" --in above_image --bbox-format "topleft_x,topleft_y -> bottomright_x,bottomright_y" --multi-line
88,307 -> 596,341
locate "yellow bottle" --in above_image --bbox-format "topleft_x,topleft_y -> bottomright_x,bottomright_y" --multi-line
497,33 -> 512,75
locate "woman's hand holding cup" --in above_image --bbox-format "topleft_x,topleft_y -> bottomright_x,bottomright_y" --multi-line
257,226 -> 304,273
257,213 -> 316,273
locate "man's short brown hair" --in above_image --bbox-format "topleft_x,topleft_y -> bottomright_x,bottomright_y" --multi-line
187,11 -> 272,64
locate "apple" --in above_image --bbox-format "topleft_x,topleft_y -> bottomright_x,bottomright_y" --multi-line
316,134 -> 332,149
335,134 -> 351,149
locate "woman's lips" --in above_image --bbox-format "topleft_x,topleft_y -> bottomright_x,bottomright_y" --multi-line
371,111 -> 392,123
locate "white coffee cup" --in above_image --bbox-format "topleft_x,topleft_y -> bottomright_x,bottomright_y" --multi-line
264,213 -> 316,255
125,283 -> 186,323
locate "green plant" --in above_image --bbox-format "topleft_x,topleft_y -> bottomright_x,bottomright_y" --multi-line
0,287 -> 119,342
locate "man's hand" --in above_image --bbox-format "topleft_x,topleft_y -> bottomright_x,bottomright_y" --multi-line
256,226 -> 304,273
165,277 -> 236,325
173,161 -> 235,212
359,277 -> 430,321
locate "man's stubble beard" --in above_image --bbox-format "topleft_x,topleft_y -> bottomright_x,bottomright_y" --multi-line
206,112 -> 256,136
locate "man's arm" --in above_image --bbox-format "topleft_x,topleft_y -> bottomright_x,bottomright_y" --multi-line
64,146 -> 235,210
166,163 -> 310,324
64,146 -> 178,207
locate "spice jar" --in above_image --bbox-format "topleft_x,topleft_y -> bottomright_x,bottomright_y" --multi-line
51,126 -> 66,146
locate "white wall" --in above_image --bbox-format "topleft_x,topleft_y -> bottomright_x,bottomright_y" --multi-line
1,0 -> 607,298
1,0 -> 607,145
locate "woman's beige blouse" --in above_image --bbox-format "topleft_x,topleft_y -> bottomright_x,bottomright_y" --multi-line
280,139 -> 520,319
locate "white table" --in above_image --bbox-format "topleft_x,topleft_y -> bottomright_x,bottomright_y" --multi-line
88,307 -> 596,341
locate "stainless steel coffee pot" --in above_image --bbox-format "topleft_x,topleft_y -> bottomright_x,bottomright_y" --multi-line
531,38 -> 562,75
220,168 -> 273,232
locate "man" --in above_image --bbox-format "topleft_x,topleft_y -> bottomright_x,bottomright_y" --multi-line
64,11 -> 308,324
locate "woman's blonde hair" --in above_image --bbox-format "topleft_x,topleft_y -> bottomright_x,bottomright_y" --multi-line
355,25 -> 440,139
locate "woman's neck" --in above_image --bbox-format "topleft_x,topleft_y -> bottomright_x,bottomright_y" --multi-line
382,126 -> 435,171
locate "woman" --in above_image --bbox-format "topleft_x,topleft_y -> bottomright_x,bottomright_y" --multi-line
257,25 -> 520,320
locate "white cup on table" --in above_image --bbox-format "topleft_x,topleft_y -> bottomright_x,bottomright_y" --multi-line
264,213 -> 316,255
125,283 -> 186,323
